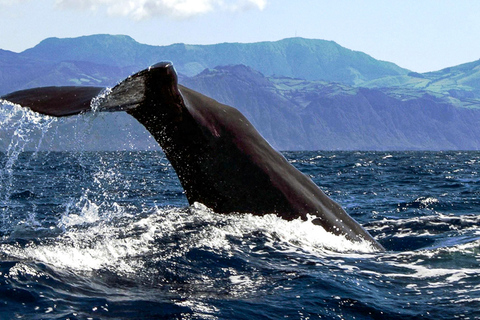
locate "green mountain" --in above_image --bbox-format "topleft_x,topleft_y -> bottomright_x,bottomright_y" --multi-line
19,34 -> 409,85
365,59 -> 480,106
0,49 -> 55,94
183,65 -> 480,150
0,47 -> 133,95
2,35 -> 480,151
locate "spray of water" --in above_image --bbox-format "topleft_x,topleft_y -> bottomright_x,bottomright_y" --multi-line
0,102 -> 58,232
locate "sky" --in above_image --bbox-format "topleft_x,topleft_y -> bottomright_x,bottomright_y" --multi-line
1,0 -> 479,73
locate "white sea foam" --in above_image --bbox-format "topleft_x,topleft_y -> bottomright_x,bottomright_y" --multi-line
60,195 -> 102,227
1,200 -> 380,275
2,215 -> 156,273
360,237 -> 480,294
185,202 -> 379,254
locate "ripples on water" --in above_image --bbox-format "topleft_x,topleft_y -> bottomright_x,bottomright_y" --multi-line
0,105 -> 479,319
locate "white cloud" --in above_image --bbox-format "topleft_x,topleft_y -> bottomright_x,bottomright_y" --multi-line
55,0 -> 267,19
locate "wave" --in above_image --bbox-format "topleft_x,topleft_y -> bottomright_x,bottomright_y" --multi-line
1,201 -> 381,276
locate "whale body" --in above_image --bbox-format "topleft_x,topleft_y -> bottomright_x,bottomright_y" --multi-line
1,62 -> 384,251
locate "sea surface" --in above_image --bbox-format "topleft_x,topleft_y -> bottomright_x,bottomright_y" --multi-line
0,107 -> 480,319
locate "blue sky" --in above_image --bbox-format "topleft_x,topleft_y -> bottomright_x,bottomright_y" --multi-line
1,0 -> 479,72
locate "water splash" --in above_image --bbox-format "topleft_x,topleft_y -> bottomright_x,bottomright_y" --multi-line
0,102 -> 57,233
0,102 -> 56,174
0,100 -> 116,235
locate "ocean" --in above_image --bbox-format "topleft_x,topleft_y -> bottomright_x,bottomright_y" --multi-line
1,107 -> 479,319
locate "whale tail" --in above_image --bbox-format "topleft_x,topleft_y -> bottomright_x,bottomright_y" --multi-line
1,86 -> 104,117
0,62 -> 164,117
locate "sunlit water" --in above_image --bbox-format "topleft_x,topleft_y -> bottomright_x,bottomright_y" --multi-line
0,104 -> 479,319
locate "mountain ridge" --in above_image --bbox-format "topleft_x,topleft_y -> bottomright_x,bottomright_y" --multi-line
183,65 -> 480,150
364,59 -> 480,102
17,34 -> 410,86
2,35 -> 480,151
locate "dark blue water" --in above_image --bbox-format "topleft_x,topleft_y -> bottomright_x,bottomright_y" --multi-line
1,109 -> 480,319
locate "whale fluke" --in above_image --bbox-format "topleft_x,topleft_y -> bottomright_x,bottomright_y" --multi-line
1,62 -> 385,251
1,86 -> 104,117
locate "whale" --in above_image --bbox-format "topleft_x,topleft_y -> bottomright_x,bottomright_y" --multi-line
1,62 -> 385,251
